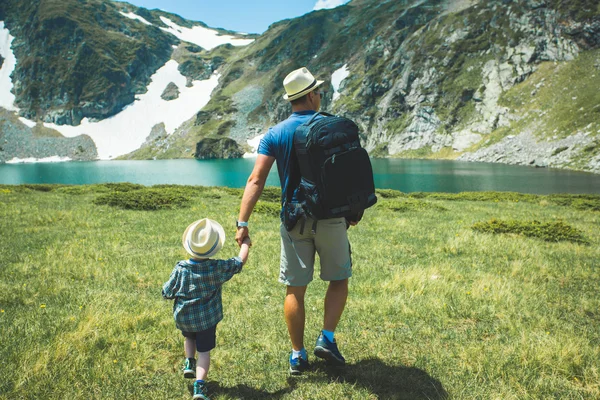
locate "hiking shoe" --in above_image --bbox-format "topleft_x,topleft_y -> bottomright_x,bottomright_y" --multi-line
314,332 -> 346,366
289,353 -> 309,376
193,380 -> 210,400
183,358 -> 196,379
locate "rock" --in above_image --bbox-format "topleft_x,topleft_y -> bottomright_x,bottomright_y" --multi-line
146,123 -> 167,142
161,82 -> 180,101
194,137 -> 244,159
0,109 -> 97,162
452,130 -> 482,151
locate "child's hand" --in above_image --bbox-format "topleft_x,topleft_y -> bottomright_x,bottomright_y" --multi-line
239,237 -> 251,265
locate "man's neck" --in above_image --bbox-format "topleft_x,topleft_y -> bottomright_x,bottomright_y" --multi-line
291,104 -> 317,113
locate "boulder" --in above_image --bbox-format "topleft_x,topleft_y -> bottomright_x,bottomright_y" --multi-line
161,82 -> 180,101
194,137 -> 244,160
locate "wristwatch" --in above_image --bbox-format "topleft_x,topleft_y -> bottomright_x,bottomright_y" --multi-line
236,220 -> 249,228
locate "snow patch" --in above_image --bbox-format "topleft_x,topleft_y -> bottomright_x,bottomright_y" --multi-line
0,21 -> 19,112
119,12 -> 153,26
7,156 -> 72,164
159,16 -> 254,50
331,64 -> 350,102
313,0 -> 350,10
18,117 -> 36,128
44,60 -> 220,160
243,133 -> 265,157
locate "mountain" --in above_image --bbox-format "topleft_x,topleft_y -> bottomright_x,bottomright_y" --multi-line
0,0 -> 599,172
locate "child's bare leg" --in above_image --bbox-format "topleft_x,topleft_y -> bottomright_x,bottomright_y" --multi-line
185,337 -> 196,359
196,351 -> 210,380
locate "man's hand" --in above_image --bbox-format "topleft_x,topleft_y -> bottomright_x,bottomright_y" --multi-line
235,226 -> 250,247
346,210 -> 363,227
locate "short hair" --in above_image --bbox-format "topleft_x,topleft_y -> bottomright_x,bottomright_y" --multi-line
290,93 -> 309,106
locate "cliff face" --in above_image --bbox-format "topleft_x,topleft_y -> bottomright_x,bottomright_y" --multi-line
341,0 -> 600,172
1,0 -> 599,171
0,0 -> 179,126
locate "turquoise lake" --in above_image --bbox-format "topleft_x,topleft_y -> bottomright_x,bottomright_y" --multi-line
1,158 -> 600,194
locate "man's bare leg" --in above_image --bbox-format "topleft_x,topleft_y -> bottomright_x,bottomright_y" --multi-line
285,285 -> 308,350
324,278 -> 348,332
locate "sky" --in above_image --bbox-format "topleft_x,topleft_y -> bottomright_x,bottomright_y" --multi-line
116,0 -> 351,34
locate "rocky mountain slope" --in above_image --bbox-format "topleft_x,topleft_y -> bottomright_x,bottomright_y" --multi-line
0,0 -> 598,172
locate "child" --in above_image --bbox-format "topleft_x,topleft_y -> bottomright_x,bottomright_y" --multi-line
162,218 -> 250,400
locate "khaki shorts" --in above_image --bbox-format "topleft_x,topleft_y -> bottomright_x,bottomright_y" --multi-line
279,217 -> 352,286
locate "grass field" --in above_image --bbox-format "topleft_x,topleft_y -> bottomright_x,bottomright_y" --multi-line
0,184 -> 599,399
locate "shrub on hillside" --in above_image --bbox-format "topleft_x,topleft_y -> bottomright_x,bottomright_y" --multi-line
378,199 -> 447,212
221,187 -> 244,197
152,184 -> 207,197
571,199 -> 600,212
261,187 -> 281,203
93,188 -> 191,210
254,201 -> 280,217
546,194 -> 600,209
21,184 -> 63,192
55,186 -> 98,195
409,191 -> 539,203
471,219 -> 588,244
376,189 -> 405,198
101,182 -> 145,192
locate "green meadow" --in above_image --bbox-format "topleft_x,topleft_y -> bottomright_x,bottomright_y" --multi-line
0,184 -> 599,399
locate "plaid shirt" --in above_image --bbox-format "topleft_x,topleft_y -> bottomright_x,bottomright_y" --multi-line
162,257 -> 243,332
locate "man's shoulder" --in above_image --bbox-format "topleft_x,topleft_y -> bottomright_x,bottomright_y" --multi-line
271,112 -> 316,133
271,115 -> 298,133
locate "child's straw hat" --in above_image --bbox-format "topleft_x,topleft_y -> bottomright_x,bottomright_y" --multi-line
182,219 -> 225,259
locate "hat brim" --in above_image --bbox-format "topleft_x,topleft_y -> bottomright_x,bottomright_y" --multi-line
182,219 -> 226,259
283,80 -> 325,101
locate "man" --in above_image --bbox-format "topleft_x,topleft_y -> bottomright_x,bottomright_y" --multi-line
235,67 -> 357,375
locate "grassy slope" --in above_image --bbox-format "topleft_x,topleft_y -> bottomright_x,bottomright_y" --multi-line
0,185 -> 599,399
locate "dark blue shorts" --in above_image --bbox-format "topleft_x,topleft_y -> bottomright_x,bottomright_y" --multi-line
181,325 -> 217,352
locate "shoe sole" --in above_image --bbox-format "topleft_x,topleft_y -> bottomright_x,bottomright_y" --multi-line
289,367 -> 303,376
314,346 -> 345,366
183,370 -> 196,379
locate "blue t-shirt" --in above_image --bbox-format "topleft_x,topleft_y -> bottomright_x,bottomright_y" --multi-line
257,110 -> 320,202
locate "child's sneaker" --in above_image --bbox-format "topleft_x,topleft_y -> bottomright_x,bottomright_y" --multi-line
314,331 -> 345,366
193,380 -> 209,400
183,358 -> 196,379
289,353 -> 309,376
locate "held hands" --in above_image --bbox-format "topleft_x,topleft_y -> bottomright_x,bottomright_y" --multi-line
235,226 -> 251,247
237,231 -> 251,265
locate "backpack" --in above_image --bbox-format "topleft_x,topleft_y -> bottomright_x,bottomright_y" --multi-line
283,112 -> 377,229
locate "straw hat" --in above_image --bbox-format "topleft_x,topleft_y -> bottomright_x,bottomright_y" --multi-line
182,218 -> 225,259
282,67 -> 324,101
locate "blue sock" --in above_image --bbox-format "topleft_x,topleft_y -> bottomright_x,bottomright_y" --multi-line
322,329 -> 335,342
196,379 -> 204,384
292,348 -> 307,360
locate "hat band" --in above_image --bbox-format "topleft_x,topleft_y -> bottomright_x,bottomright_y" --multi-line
288,79 -> 317,98
188,237 -> 219,257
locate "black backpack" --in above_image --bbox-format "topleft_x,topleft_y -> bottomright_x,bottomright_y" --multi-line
283,112 -> 377,229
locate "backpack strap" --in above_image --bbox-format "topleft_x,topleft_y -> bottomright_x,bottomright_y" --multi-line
306,111 -> 334,125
